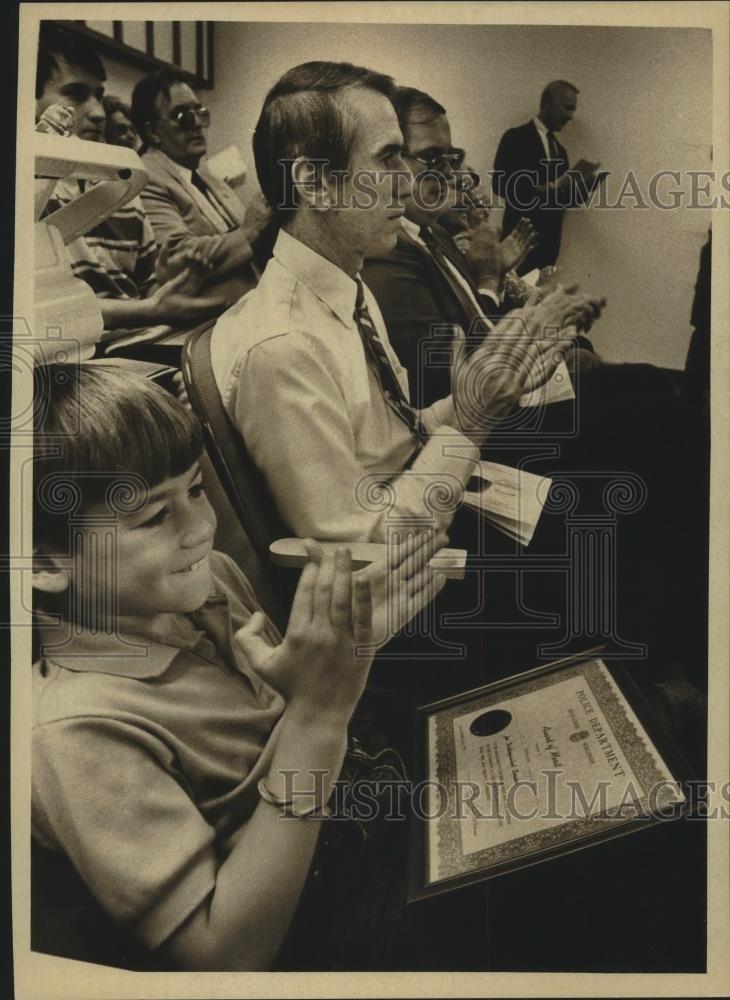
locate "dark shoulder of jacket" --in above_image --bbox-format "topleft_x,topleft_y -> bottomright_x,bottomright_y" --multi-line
361,236 -> 423,291
498,121 -> 531,144
363,231 -> 420,268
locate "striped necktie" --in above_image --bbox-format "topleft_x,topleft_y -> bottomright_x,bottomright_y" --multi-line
354,278 -> 429,445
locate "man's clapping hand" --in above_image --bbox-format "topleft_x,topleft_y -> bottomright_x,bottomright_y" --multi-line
465,217 -> 537,287
356,530 -> 449,648
148,267 -> 230,324
497,218 -> 538,273
156,235 -> 225,289
452,285 -> 606,445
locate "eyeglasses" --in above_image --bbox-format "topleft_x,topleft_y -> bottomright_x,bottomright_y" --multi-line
167,106 -> 211,130
406,146 -> 466,172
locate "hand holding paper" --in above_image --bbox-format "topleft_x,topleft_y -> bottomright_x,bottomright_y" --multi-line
573,157 -> 602,181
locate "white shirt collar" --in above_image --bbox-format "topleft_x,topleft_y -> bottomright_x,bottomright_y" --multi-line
533,116 -> 549,137
273,228 -> 359,328
400,215 -> 426,245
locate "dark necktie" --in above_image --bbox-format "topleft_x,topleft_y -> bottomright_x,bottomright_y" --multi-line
418,226 -> 491,348
191,170 -> 235,228
546,130 -> 560,160
354,278 -> 429,445
191,169 -> 210,197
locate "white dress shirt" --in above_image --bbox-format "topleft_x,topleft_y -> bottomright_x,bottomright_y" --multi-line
533,117 -> 554,161
211,229 -> 478,542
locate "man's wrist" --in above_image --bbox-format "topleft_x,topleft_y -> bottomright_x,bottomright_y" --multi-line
240,226 -> 259,252
473,272 -> 502,293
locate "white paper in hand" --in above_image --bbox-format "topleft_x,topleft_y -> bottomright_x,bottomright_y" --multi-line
462,461 -> 552,545
521,268 -> 541,287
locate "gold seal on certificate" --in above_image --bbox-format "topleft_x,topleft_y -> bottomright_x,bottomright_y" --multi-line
410,655 -> 690,900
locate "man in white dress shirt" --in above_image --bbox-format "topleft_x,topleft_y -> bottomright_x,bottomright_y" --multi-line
211,61 -> 596,544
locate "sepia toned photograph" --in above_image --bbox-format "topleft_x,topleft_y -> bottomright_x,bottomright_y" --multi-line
8,2 -> 730,997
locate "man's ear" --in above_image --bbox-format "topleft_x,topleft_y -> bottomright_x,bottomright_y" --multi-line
32,551 -> 70,595
290,156 -> 331,211
145,118 -> 162,148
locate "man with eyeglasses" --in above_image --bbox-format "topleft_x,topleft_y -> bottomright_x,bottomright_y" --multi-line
362,86 -> 538,408
131,70 -> 271,300
363,83 -> 708,673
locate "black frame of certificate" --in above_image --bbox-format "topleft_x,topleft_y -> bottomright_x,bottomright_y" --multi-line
407,649 -> 699,902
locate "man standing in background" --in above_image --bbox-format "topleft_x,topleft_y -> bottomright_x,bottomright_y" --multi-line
493,80 -> 604,273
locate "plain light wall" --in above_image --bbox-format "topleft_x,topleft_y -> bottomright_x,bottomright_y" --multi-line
105,22 -> 713,369
97,51 -> 140,103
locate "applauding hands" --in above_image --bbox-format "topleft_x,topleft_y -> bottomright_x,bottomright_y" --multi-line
357,530 -> 449,648
452,284 -> 606,444
235,542 -> 375,725
236,530 -> 451,716
464,217 -> 538,288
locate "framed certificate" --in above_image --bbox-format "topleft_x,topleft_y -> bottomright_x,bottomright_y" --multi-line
409,652 -> 695,901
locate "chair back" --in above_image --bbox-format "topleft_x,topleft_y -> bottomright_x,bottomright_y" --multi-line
182,323 -> 291,629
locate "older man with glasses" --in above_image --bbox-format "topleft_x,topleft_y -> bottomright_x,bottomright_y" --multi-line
131,70 -> 271,299
362,86 -> 537,409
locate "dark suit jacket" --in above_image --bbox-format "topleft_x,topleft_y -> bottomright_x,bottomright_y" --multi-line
493,120 -> 571,272
362,224 -> 503,409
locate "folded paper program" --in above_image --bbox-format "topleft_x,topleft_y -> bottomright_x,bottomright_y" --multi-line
462,461 -> 552,545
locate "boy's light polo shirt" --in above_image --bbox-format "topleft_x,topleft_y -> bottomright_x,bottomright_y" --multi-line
32,552 -> 286,951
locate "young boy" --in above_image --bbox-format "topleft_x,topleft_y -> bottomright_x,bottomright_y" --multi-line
31,364 -> 446,971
